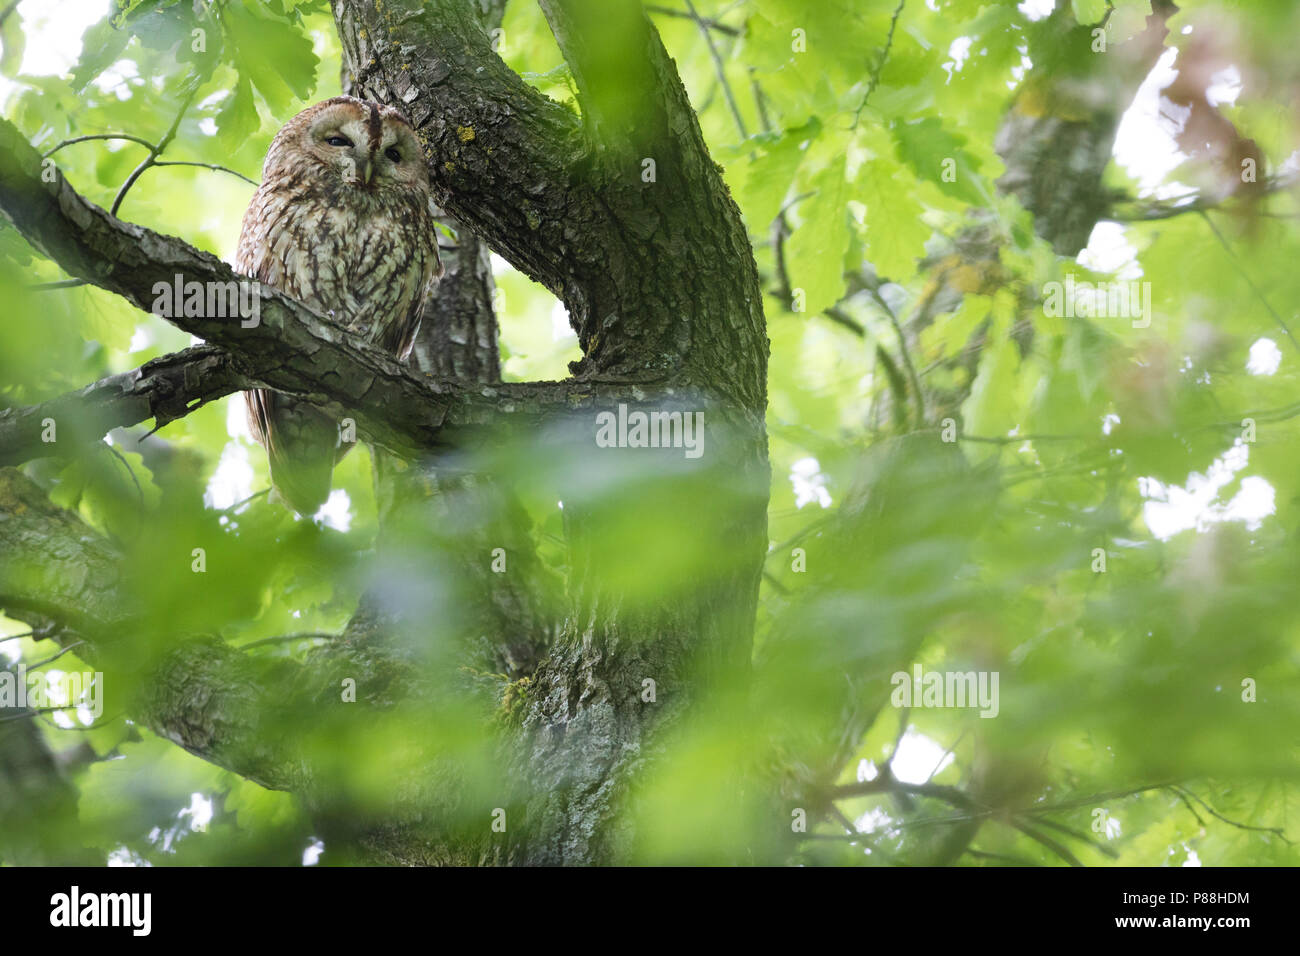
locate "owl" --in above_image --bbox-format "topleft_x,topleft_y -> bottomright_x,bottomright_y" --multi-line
235,95 -> 442,516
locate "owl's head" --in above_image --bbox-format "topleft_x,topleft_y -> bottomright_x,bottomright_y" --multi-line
267,95 -> 429,195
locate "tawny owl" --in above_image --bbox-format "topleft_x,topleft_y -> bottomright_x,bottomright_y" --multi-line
235,95 -> 441,516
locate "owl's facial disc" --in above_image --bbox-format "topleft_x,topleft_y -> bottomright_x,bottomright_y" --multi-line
287,99 -> 428,194
307,112 -> 375,188
371,122 -> 428,190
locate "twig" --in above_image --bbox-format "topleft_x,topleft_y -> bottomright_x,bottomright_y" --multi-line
218,487 -> 270,515
41,136 -> 256,189
926,729 -> 967,783
105,443 -> 145,506
957,430 -> 1086,444
827,803 -> 861,836
25,641 -> 86,670
830,776 -> 977,810
887,708 -> 910,769
1172,787 -> 1206,827
1032,816 -> 1120,859
1010,820 -> 1084,867
238,632 -> 336,651
766,193 -> 869,334
41,133 -> 155,159
751,78 -> 866,337
750,76 -> 771,131
763,512 -> 834,561
151,160 -> 258,187
1021,783 -> 1179,816
0,705 -> 80,723
645,4 -> 739,35
761,569 -> 790,594
1111,173 -> 1297,221
1170,785 -> 1291,843
852,0 -> 906,129
683,0 -> 747,139
111,88 -> 199,217
965,848 -> 1043,866
29,278 -> 87,291
1201,210 -> 1300,352
37,710 -> 123,732
865,285 -> 925,427
823,304 -> 866,336
889,311 -> 924,426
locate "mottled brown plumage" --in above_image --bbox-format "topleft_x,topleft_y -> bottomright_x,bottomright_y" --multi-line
235,96 -> 441,515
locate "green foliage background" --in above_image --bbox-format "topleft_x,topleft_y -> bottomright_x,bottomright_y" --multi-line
2,0 -> 1298,865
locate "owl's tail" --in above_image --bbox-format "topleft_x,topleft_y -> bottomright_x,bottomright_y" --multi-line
245,389 -> 338,518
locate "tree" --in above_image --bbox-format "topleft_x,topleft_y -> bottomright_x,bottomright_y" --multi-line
0,0 -> 1297,867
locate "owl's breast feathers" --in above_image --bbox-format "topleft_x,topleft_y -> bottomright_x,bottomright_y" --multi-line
235,178 -> 440,351
235,166 -> 440,516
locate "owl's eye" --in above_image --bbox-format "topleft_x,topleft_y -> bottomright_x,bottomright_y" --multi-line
385,147 -> 402,163
324,135 -> 353,148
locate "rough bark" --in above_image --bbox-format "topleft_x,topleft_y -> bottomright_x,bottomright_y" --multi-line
331,0 -> 769,864
0,345 -> 245,467
335,0 -> 768,405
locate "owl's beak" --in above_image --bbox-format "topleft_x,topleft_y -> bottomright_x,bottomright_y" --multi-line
346,150 -> 372,187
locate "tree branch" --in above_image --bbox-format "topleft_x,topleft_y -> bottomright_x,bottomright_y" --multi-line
0,466 -> 315,791
336,0 -> 767,406
0,117 -> 653,461
0,345 -> 245,467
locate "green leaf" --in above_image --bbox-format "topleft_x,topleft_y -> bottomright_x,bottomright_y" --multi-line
785,155 -> 849,316
0,6 -> 24,78
216,75 -> 259,151
960,295 -> 1022,438
1071,0 -> 1111,26
857,158 -> 929,281
223,0 -> 318,116
743,12 -> 800,74
920,293 -> 992,359
111,0 -> 166,25
0,221 -> 33,266
70,16 -> 131,91
223,775 -> 299,830
738,122 -> 817,231
892,117 -> 986,205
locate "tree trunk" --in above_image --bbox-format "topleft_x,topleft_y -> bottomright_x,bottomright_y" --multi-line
328,0 -> 769,864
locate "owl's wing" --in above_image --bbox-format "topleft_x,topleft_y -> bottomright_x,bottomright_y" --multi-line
233,196 -> 337,515
384,242 -> 442,362
234,199 -> 278,455
250,387 -> 338,515
244,382 -> 271,451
